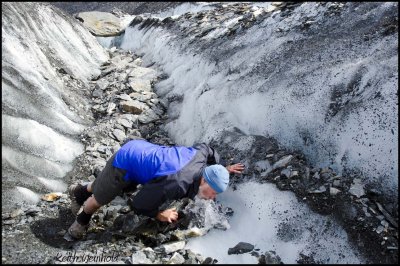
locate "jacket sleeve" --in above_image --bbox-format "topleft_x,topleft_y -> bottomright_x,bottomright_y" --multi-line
192,143 -> 227,166
129,175 -> 186,218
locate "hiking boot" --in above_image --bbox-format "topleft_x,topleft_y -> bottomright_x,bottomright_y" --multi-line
68,220 -> 88,239
68,184 -> 82,216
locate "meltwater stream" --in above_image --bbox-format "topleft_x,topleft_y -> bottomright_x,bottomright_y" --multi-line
186,181 -> 363,264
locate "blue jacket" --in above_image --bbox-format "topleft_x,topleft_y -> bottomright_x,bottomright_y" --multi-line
113,139 -> 197,184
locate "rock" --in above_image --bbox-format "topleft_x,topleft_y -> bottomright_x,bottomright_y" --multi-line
127,66 -> 157,81
97,145 -> 107,154
120,100 -> 148,114
133,58 -> 143,66
10,209 -> 24,218
128,78 -> 152,92
95,79 -> 109,91
141,247 -> 156,261
375,202 -> 398,228
332,179 -> 341,187
25,206 -> 41,216
75,11 -> 123,37
272,155 -> 293,170
131,250 -> 152,264
155,241 -> 186,254
228,242 -> 254,255
151,105 -> 165,116
309,185 -> 327,194
129,92 -> 154,102
259,250 -> 283,264
376,226 -> 385,234
280,168 -> 291,178
120,114 -> 139,123
202,257 -> 217,264
104,206 -> 120,220
112,129 -> 126,142
106,102 -> 117,115
113,57 -> 133,70
138,108 -> 160,124
120,213 -> 142,234
116,93 -> 133,101
329,187 -> 341,196
313,172 -> 320,179
117,118 -> 133,128
92,89 -> 103,98
184,257 -> 198,264
3,219 -> 15,225
167,252 -> 185,264
349,178 -> 365,198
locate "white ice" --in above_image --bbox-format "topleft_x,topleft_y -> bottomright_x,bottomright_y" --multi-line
186,181 -> 364,264
117,2 -> 398,195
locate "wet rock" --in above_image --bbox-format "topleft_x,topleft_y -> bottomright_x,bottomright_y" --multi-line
228,242 -> 254,255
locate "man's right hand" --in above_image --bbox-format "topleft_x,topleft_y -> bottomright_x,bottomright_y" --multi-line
156,208 -> 178,223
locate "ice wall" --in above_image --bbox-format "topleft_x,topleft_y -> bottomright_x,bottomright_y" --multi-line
2,2 -> 108,210
117,2 -> 398,197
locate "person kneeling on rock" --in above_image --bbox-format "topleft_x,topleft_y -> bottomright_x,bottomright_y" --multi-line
67,139 -> 245,239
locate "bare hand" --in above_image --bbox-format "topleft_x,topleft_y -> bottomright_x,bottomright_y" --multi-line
226,163 -> 245,174
156,208 -> 178,223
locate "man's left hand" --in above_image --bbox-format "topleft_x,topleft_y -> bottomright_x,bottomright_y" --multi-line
226,163 -> 245,174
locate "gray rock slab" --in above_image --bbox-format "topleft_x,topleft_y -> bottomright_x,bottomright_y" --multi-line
76,11 -> 123,36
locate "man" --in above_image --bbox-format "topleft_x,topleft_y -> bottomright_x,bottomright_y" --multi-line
67,139 -> 245,239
